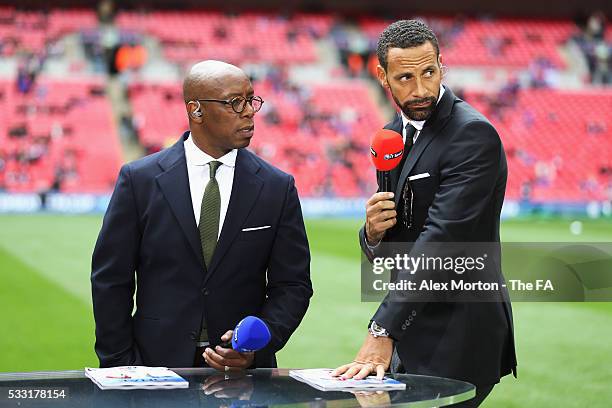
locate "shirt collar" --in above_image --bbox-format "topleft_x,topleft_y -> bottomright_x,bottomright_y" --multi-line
401,83 -> 446,132
184,133 -> 237,168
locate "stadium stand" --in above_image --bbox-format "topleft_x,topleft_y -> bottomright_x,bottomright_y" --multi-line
0,7 -> 609,204
465,88 -> 611,202
0,8 -> 98,56
116,11 -> 333,65
359,17 -> 575,68
0,78 -> 121,193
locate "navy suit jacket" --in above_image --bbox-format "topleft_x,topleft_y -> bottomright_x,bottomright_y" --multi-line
360,87 -> 517,386
92,131 -> 312,368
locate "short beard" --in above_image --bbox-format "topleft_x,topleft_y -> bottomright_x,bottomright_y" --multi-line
390,90 -> 437,122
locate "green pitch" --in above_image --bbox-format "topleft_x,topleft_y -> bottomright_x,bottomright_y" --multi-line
0,214 -> 611,407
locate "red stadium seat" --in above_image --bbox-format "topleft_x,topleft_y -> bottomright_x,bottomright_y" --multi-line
0,78 -> 121,193
464,89 -> 612,202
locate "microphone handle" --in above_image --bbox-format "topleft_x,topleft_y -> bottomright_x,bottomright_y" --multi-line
218,340 -> 232,349
378,170 -> 391,193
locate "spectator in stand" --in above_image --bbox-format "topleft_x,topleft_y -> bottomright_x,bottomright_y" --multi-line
27,137 -> 49,164
347,52 -> 365,77
528,57 -> 556,88
483,35 -> 512,57
265,66 -> 286,93
16,59 -> 35,94
263,103 -> 281,125
592,41 -> 610,85
581,175 -> 599,194
520,180 -> 533,203
115,41 -> 148,75
587,120 -> 607,134
535,160 -> 556,187
574,11 -> 610,84
0,150 -> 6,173
499,75 -> 520,108
213,25 -> 228,41
97,0 -> 116,24
522,109 -> 535,129
484,76 -> 520,121
51,149 -> 79,191
586,11 -> 606,41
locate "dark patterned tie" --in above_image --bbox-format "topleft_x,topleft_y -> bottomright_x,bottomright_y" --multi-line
198,160 -> 221,345
401,123 -> 417,168
401,124 -> 417,228
199,160 -> 221,268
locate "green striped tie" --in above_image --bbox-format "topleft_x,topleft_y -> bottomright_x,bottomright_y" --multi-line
199,161 -> 221,269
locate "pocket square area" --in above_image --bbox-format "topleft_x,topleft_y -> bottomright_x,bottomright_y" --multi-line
408,172 -> 431,181
241,225 -> 271,232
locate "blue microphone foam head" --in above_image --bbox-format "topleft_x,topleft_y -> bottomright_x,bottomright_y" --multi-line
232,316 -> 271,352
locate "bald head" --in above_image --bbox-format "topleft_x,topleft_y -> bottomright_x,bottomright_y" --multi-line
183,60 -> 248,102
183,60 -> 256,159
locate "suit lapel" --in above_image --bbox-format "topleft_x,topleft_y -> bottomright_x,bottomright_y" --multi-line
394,86 -> 456,208
394,127 -> 437,206
203,149 -> 263,285
156,132 -> 204,266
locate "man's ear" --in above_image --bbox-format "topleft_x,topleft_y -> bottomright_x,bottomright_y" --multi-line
438,54 -> 448,78
376,64 -> 389,89
187,101 -> 204,122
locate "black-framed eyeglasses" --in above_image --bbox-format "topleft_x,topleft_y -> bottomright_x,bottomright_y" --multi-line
196,95 -> 264,114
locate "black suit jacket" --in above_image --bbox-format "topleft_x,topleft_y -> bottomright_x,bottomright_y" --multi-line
92,131 -> 312,368
360,87 -> 517,386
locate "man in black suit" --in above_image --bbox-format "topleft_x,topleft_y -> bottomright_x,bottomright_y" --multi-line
333,20 -> 516,406
91,60 -> 312,371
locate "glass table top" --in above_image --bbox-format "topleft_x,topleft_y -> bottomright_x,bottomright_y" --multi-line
0,368 -> 475,407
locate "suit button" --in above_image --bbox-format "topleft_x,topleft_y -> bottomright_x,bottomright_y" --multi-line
201,287 -> 209,295
190,331 -> 197,340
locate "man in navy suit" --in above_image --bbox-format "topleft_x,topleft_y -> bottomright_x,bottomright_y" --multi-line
333,20 -> 516,407
91,60 -> 312,371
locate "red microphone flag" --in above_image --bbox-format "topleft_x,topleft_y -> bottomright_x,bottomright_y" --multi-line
370,129 -> 404,171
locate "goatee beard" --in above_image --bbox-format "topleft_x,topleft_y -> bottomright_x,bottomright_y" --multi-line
397,96 -> 437,121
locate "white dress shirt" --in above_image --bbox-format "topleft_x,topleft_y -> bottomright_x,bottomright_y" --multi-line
184,133 -> 237,239
400,84 -> 446,144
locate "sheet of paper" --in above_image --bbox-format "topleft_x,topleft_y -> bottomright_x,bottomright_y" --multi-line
85,366 -> 188,390
289,368 -> 406,392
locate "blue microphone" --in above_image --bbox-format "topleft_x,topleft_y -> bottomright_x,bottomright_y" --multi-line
220,316 -> 271,352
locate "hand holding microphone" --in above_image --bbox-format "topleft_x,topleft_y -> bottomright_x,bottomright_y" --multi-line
366,129 -> 404,245
365,192 -> 396,245
203,316 -> 271,372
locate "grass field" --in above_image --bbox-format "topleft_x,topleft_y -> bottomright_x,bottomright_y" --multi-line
0,214 -> 611,407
